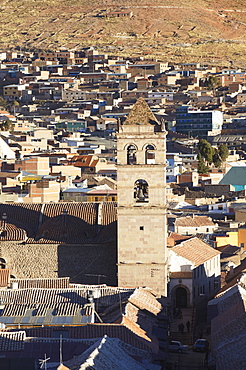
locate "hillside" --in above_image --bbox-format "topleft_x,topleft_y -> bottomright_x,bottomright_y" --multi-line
1,0 -> 246,65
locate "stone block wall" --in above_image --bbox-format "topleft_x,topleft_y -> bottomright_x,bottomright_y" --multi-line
118,263 -> 166,295
0,242 -> 117,286
1,242 -> 58,279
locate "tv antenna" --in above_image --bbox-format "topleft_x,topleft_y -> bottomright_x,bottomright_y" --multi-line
39,354 -> 50,370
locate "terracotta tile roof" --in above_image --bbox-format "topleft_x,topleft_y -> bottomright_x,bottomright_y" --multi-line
0,202 -> 117,244
128,287 -> 162,316
171,237 -> 221,266
0,222 -> 28,241
170,272 -> 193,279
92,221 -> 117,244
66,335 -> 151,370
0,172 -> 21,178
72,155 -> 99,168
42,202 -> 98,224
216,273 -> 245,296
226,258 -> 246,283
10,277 -> 70,289
0,331 -> 26,351
122,316 -> 159,352
168,232 -> 192,246
25,324 -> 155,352
35,213 -> 98,244
0,269 -> 10,287
0,203 -> 42,234
88,188 -> 117,195
124,302 -> 157,340
64,335 -> 151,370
0,286 -> 134,317
175,215 -> 215,227
101,201 -> 117,225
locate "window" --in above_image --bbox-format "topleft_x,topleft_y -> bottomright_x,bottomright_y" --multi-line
127,144 -> 137,165
140,226 -> 144,230
0,258 -> 6,269
134,179 -> 149,203
145,145 -> 155,164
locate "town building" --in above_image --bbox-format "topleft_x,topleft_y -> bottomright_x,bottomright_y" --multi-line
175,105 -> 223,138
174,215 -> 218,235
168,237 -> 221,307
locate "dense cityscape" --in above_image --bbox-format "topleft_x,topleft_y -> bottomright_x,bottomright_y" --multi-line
0,47 -> 245,369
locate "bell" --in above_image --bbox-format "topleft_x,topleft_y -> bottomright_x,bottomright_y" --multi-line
137,188 -> 145,200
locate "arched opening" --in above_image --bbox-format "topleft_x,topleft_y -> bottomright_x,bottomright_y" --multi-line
134,179 -> 149,202
127,144 -> 137,165
0,258 -> 6,269
176,287 -> 188,308
145,144 -> 155,164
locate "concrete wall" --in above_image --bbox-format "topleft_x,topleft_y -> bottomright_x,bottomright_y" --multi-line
238,228 -> 246,249
215,231 -> 238,248
175,224 -> 217,235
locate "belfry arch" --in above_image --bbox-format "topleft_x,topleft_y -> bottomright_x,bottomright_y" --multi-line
144,144 -> 156,164
126,144 -> 137,165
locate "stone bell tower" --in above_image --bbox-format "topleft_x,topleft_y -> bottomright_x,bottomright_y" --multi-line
117,98 -> 167,296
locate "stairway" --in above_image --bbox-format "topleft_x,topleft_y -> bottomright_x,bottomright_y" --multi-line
169,332 -> 192,345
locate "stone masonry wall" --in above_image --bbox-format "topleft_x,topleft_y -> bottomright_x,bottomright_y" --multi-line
0,242 -> 117,286
1,242 -> 58,279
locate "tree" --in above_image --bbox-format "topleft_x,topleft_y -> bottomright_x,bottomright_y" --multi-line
12,100 -> 19,116
212,151 -> 222,168
218,144 -> 229,162
197,153 -> 209,174
0,96 -> 7,108
206,76 -> 221,94
0,119 -> 13,132
198,139 -> 213,164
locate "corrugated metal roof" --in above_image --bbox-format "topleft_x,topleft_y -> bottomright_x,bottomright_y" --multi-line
220,166 -> 246,185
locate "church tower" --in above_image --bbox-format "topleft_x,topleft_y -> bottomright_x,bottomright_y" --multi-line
117,98 -> 167,296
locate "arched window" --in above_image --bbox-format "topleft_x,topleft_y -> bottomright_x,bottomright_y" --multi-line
134,179 -> 149,202
0,258 -> 6,269
127,144 -> 137,165
145,144 -> 155,164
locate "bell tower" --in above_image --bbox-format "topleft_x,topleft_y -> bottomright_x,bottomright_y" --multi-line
117,98 -> 167,295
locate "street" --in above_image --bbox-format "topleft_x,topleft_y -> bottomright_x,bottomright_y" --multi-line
169,349 -> 207,369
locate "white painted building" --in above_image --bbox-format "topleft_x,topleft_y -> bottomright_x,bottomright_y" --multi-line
208,202 -> 228,213
174,215 -> 218,235
166,165 -> 181,183
168,237 -> 221,307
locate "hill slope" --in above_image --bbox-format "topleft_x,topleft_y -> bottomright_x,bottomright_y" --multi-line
1,0 -> 246,65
